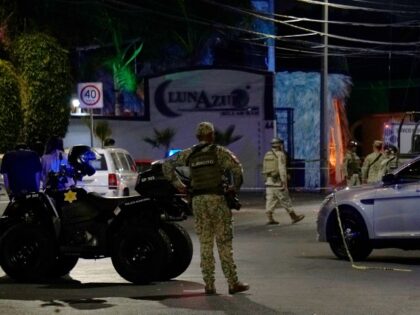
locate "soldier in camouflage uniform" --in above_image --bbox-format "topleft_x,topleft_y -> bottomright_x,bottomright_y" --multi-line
361,140 -> 383,184
162,121 -> 249,295
379,144 -> 398,178
343,140 -> 361,186
262,138 -> 305,225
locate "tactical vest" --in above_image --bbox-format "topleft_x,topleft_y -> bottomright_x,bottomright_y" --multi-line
262,150 -> 279,176
188,144 -> 223,195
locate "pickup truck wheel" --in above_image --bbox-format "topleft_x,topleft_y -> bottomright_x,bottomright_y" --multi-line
159,222 -> 193,280
0,223 -> 55,282
328,208 -> 372,261
111,227 -> 171,284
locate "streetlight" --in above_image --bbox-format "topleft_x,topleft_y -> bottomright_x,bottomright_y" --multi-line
71,98 -> 80,114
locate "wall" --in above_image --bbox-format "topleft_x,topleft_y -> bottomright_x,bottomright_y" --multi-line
65,67 -> 275,190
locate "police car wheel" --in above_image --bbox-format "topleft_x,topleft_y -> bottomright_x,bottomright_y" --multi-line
158,222 -> 193,280
0,222 -> 55,282
328,207 -> 372,261
111,227 -> 171,284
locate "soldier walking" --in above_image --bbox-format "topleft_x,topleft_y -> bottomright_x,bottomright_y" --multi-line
162,121 -> 249,295
361,140 -> 383,184
343,140 -> 361,186
262,138 -> 305,225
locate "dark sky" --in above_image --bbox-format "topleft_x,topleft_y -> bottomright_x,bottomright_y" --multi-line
275,0 -> 420,81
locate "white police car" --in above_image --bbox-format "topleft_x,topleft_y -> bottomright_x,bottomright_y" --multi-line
317,155 -> 420,260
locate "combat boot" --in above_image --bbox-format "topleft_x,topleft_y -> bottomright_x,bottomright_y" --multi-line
205,283 -> 216,295
229,281 -> 250,294
266,213 -> 279,225
290,211 -> 305,224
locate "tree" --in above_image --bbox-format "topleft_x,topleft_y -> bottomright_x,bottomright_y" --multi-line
106,27 -> 143,115
5,0 -> 253,70
0,60 -> 23,152
143,128 -> 176,157
94,121 -> 113,148
214,125 -> 242,146
11,32 -> 71,145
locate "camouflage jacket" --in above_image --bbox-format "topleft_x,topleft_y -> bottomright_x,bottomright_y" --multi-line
162,141 -> 243,192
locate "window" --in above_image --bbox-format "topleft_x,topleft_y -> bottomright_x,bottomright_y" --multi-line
111,152 -> 136,172
90,154 -> 107,171
396,159 -> 420,182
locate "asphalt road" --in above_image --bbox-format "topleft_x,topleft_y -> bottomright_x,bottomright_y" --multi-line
2,191 -> 420,315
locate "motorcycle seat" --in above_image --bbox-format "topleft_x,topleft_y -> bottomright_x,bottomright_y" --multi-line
86,192 -> 142,212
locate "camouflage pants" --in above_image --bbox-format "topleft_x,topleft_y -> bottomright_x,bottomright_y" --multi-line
192,194 -> 238,287
348,174 -> 361,186
265,186 -> 294,216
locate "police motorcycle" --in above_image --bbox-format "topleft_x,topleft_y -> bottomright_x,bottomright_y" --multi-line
0,145 -> 192,283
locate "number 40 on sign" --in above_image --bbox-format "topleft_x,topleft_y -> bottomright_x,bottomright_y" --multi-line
77,82 -> 104,109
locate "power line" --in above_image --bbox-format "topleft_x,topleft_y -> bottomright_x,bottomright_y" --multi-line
200,0 -> 420,46
349,0 -> 420,10
277,13 -> 420,28
294,0 -> 420,14
54,0 -> 420,58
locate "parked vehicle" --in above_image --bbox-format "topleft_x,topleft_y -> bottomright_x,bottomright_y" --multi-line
77,147 -> 138,197
0,145 -> 192,283
383,111 -> 420,166
0,154 -> 8,216
317,155 -> 420,261
135,159 -> 152,173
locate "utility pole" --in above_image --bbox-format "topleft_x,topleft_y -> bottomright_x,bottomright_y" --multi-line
268,0 -> 277,137
320,0 -> 329,191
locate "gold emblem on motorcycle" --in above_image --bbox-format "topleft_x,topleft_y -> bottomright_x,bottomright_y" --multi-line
64,190 -> 77,203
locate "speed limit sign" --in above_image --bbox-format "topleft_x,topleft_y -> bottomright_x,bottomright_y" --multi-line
77,82 -> 104,109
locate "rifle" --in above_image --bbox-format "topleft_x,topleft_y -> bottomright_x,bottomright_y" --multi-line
223,171 -> 241,211
224,188 -> 241,210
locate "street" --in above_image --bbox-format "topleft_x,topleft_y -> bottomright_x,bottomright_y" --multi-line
1,192 -> 420,315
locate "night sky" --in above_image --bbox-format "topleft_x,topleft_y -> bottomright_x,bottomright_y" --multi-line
276,0 -> 420,79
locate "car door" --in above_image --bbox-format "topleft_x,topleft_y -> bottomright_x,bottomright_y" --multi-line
373,159 -> 420,238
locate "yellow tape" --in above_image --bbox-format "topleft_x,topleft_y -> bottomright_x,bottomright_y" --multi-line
333,193 -> 411,272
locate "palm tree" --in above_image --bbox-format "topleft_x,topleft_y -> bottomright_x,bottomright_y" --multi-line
143,127 -> 176,157
94,120 -> 112,148
106,27 -> 143,115
214,125 -> 242,146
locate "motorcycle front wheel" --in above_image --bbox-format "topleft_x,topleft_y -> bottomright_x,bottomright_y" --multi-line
111,227 -> 171,284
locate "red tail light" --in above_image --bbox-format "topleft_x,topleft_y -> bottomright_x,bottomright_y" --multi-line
108,173 -> 119,190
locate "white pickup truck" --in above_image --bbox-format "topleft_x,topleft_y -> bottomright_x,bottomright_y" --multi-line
75,147 -> 139,197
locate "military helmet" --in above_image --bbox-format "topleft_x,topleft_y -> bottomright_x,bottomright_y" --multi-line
196,121 -> 215,137
384,144 -> 398,154
373,140 -> 383,148
68,145 -> 100,177
271,137 -> 283,147
348,140 -> 359,148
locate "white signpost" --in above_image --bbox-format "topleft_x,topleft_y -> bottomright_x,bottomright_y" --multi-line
77,82 -> 104,146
